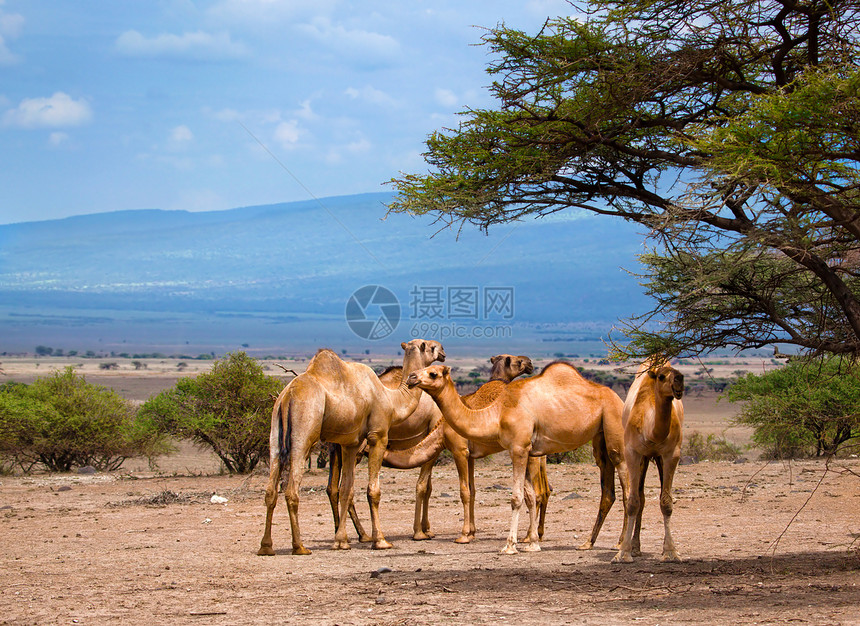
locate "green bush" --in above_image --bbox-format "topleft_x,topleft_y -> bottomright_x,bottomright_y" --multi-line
727,358 -> 860,458
546,444 -> 593,464
140,352 -> 283,474
0,368 -> 169,473
683,432 -> 743,462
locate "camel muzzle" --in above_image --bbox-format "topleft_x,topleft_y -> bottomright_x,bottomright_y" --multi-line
405,373 -> 420,388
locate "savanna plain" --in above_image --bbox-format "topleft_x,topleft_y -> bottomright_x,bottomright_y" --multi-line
1,355 -> 858,625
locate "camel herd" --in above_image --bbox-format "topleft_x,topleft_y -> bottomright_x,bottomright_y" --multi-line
257,339 -> 685,564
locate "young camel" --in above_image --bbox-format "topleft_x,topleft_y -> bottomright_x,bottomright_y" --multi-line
328,355 -> 541,544
257,339 -> 445,556
612,361 -> 685,563
406,362 -> 629,555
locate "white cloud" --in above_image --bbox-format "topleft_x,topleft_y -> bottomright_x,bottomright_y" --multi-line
273,120 -> 302,149
207,0 -> 337,28
115,30 -> 248,61
165,125 -> 194,152
299,17 -> 400,65
49,132 -> 69,146
0,6 -> 24,65
345,85 -> 397,108
3,92 -> 93,129
434,88 -> 459,108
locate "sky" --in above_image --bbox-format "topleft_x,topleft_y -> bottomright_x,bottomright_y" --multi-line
0,0 -> 576,226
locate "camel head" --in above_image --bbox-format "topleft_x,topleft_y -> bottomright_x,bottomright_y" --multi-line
489,354 -> 534,380
648,365 -> 684,400
406,364 -> 450,393
401,339 -> 446,366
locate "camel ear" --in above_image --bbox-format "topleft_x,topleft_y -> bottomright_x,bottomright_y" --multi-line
648,370 -> 658,379
443,365 -> 451,376
420,341 -> 426,352
490,355 -> 501,364
506,356 -> 512,366
401,342 -> 407,351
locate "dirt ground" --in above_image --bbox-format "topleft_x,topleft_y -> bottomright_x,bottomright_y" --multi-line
1,358 -> 859,625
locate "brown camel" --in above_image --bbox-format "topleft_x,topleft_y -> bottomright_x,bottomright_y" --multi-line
612,361 -> 684,563
257,339 -> 445,556
328,355 -> 540,544
406,361 -> 629,554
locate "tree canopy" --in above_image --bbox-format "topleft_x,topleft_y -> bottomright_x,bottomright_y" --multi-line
389,0 -> 860,359
0,369 -> 167,473
139,352 -> 283,474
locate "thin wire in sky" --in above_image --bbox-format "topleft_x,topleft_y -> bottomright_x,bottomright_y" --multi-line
238,121 -> 386,270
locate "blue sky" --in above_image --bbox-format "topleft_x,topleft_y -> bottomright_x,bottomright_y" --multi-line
0,0 -> 575,225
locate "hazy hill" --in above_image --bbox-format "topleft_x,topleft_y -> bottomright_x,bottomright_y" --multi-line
0,192 -> 652,353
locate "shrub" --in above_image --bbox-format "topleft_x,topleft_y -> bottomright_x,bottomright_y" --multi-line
683,432 -> 743,462
140,352 -> 283,474
0,367 -> 169,473
546,444 -> 593,464
727,357 -> 860,458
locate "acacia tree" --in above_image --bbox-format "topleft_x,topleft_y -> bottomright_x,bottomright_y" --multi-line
140,352 -> 282,474
389,0 -> 860,358
728,358 -> 860,457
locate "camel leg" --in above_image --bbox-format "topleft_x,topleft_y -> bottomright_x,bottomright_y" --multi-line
612,454 -> 647,563
502,445 -> 534,555
452,449 -> 473,543
466,457 -> 478,540
612,453 -> 630,549
656,455 -> 682,562
326,444 -> 343,530
521,465 -> 540,549
257,456 -> 281,556
333,445 -> 360,550
578,434 -> 616,550
284,443 -> 314,556
412,459 -> 436,540
534,456 -> 550,540
365,430 -> 394,550
327,444 -> 371,543
632,457 -> 648,557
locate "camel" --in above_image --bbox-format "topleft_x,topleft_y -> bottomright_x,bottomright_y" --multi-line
327,355 -> 542,544
612,361 -> 684,563
406,361 -> 629,554
257,339 -> 445,556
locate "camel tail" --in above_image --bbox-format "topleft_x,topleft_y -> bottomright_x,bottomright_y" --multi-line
278,395 -> 293,469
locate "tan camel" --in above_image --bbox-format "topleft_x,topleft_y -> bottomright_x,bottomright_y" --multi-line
406,361 -> 629,554
257,339 -> 445,556
329,355 -> 539,544
612,361 -> 684,563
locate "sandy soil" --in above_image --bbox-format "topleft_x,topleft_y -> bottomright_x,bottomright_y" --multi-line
1,357 -> 858,625
1,455 -> 858,625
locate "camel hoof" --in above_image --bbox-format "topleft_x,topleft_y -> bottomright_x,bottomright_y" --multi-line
373,539 -> 394,550
292,546 -> 312,556
332,541 -> 351,551
661,552 -> 682,562
257,545 -> 275,556
611,551 -> 633,564
358,534 -> 372,543
412,532 -> 433,541
500,544 -> 518,555
454,535 -> 472,544
576,541 -> 594,551
521,541 -> 541,552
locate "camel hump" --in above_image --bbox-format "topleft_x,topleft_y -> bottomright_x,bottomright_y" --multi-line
377,365 -> 404,386
463,380 -> 507,409
306,348 -> 346,374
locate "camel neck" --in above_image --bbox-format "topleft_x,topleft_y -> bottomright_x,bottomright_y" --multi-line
430,379 -> 498,442
648,392 -> 674,444
391,350 -> 425,418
